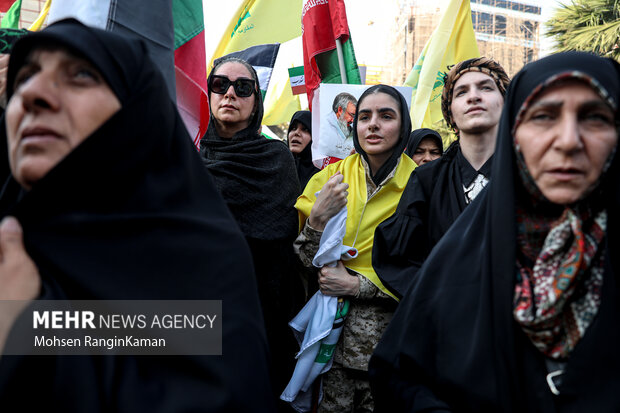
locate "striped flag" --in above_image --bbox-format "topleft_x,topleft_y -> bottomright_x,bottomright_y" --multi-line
208,0 -> 301,72
206,0 -> 304,126
288,66 -> 306,95
48,0 -> 176,98
302,0 -> 362,109
405,0 -> 479,129
173,0 -> 209,147
215,43 -> 280,101
48,0 -> 210,146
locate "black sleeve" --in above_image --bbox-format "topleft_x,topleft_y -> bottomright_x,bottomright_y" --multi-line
372,170 -> 431,299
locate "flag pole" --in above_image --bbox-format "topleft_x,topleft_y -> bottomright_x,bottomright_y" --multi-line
335,37 -> 348,84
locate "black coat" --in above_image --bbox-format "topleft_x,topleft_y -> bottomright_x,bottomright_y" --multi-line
372,142 -> 472,299
0,20 -> 275,412
369,52 -> 620,413
200,61 -> 304,402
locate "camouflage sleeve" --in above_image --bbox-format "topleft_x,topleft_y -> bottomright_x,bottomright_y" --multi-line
293,219 -> 322,268
355,274 -> 393,300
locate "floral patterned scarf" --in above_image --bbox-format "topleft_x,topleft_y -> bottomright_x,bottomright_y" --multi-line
514,205 -> 606,359
512,72 -> 616,359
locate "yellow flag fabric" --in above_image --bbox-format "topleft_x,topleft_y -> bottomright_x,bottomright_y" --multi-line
405,0 -> 479,129
209,0 -> 302,72
28,0 -> 51,31
209,0 -> 303,125
295,154 -> 416,301
262,36 -> 302,125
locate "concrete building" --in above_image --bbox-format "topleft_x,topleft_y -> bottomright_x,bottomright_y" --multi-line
383,0 -> 544,84
471,0 -> 542,76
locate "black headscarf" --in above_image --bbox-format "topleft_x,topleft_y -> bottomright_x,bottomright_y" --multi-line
370,52 -> 620,412
200,57 -> 304,404
287,110 -> 319,191
0,19 -> 275,412
352,84 -> 412,185
200,57 -> 300,241
404,128 -> 443,158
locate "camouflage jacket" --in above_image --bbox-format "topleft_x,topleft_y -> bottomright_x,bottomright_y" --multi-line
293,159 -> 398,371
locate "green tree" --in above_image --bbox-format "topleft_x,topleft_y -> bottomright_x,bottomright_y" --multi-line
546,0 -> 620,61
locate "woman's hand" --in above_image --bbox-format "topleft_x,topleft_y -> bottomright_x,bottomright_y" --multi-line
0,216 -> 41,356
0,217 -> 40,300
0,53 -> 9,108
318,261 -> 359,297
308,172 -> 349,231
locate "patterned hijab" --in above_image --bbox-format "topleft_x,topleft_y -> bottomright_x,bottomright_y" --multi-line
509,52 -> 620,359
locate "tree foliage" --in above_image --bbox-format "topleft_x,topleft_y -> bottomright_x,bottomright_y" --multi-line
546,0 -> 620,61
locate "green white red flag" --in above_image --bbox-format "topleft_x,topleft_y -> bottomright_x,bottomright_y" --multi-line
173,0 -> 209,148
301,0 -> 361,109
288,66 -> 306,95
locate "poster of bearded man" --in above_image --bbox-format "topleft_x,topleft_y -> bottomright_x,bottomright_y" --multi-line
311,83 -> 413,168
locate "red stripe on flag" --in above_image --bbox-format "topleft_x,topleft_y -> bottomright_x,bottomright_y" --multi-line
174,31 -> 209,149
0,0 -> 15,12
302,0 -> 351,108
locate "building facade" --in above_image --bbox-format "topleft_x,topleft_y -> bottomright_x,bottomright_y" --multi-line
383,0 -> 543,84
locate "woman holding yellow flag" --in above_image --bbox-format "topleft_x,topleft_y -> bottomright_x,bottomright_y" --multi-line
294,84 -> 415,412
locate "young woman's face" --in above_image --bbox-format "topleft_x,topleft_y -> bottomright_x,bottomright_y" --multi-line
288,121 -> 312,154
6,48 -> 121,190
411,137 -> 442,165
450,71 -> 503,135
515,79 -> 618,205
356,92 -> 401,170
209,62 -> 256,135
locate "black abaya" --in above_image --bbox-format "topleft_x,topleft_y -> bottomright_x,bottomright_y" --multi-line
369,52 -> 620,413
0,20 -> 275,412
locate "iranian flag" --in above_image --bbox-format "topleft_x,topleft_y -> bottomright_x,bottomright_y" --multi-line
288,66 -> 306,95
301,0 -> 361,109
173,0 -> 209,148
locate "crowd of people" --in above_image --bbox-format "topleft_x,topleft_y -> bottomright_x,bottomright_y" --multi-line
0,18 -> 618,413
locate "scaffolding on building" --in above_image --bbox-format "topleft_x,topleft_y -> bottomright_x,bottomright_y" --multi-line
384,0 -> 542,84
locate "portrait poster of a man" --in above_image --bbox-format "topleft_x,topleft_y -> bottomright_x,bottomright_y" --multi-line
312,84 -> 413,168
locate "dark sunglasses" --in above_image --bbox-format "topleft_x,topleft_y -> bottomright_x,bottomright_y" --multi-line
209,75 -> 256,98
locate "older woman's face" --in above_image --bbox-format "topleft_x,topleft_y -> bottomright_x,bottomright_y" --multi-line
411,137 -> 442,165
210,62 -> 256,136
6,48 -> 121,190
515,79 -> 618,205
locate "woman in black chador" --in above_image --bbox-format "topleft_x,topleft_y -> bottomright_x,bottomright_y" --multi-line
287,110 -> 319,192
370,51 -> 620,412
0,19 -> 274,412
200,56 -> 304,409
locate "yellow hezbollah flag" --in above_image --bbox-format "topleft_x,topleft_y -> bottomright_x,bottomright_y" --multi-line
208,0 -> 303,125
405,0 -> 479,129
209,0 -> 302,72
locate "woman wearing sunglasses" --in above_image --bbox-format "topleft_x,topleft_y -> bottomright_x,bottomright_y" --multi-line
200,57 -> 305,410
